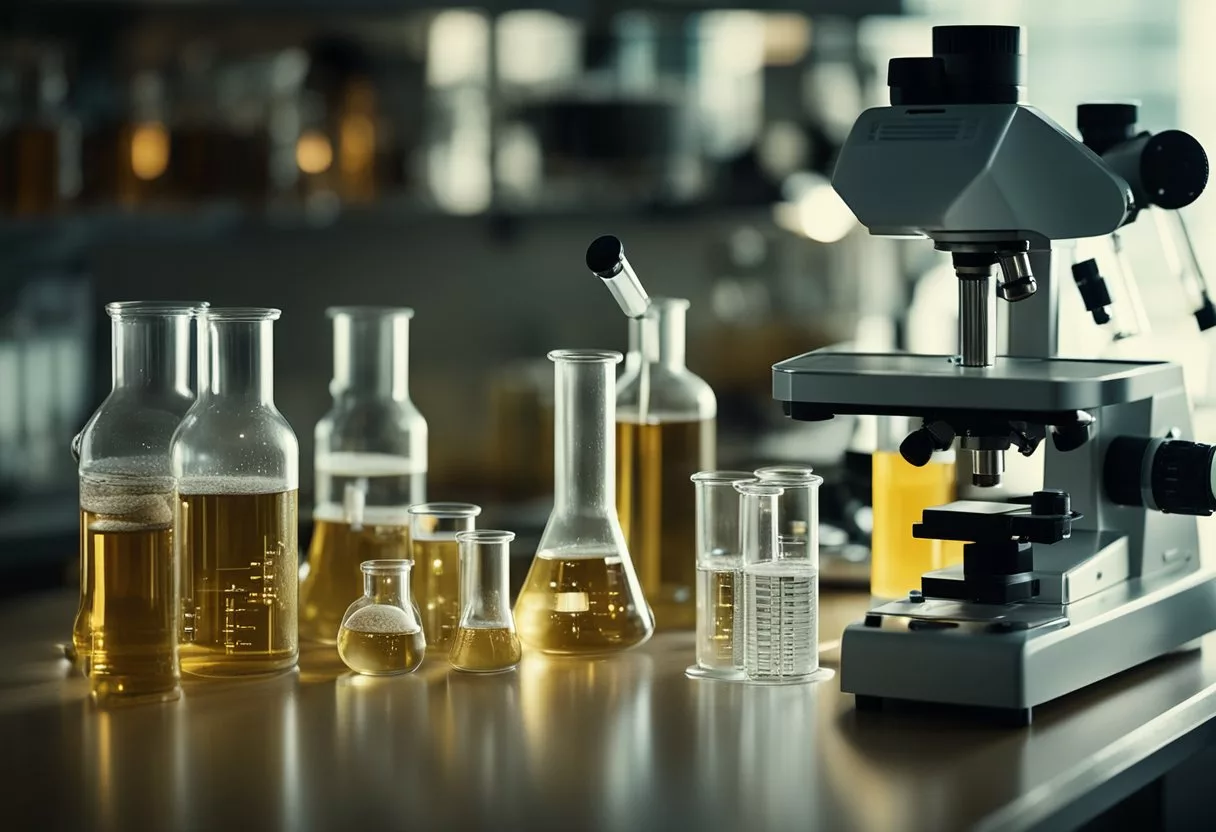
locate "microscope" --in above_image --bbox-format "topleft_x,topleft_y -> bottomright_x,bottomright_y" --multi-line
773,25 -> 1216,724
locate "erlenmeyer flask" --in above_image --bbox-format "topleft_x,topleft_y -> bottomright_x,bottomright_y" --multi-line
449,530 -> 522,673
515,349 -> 654,655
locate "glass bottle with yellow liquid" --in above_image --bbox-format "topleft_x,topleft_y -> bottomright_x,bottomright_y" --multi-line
516,349 -> 654,655
300,307 -> 427,644
172,308 -> 301,676
72,301 -> 208,704
616,298 -> 716,630
869,417 -> 964,600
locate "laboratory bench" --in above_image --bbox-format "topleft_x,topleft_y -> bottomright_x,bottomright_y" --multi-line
2,589 -> 1216,832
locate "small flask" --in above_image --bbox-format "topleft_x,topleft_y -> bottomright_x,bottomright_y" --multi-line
172,308 -> 300,677
73,301 -> 207,703
616,298 -> 716,630
301,306 -> 426,644
338,560 -> 426,675
408,502 -> 482,649
686,471 -> 753,681
449,530 -> 523,673
515,349 -> 654,655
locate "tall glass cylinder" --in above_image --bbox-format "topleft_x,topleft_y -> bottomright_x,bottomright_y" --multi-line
754,465 -> 822,565
450,530 -> 522,673
172,308 -> 300,677
616,298 -> 716,630
739,480 -> 819,683
686,470 -> 753,680
301,306 -> 427,643
73,300 -> 207,703
516,349 -> 654,655
408,502 -> 481,649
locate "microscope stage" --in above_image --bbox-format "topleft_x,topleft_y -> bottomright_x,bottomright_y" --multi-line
773,351 -> 1183,417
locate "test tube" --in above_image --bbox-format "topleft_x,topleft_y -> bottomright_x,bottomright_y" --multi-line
738,479 -> 823,684
686,471 -> 754,680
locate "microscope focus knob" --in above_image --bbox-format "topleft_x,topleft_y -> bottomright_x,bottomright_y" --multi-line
1030,489 -> 1070,517
1105,436 -> 1216,516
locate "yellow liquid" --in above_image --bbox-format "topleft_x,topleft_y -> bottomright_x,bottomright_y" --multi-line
79,512 -> 180,703
337,627 -> 425,675
870,452 -> 965,600
300,517 -> 410,644
616,418 -> 714,630
694,567 -> 739,672
448,626 -> 522,673
179,489 -> 299,676
411,536 -> 461,649
514,554 -> 654,655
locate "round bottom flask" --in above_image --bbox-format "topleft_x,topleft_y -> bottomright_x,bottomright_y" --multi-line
338,560 -> 426,675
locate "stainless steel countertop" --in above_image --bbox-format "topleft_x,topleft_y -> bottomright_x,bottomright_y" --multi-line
4,590 -> 1216,832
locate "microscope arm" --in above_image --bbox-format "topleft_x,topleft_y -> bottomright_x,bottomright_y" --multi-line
1106,436 -> 1216,516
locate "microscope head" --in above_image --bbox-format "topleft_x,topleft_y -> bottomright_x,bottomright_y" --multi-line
832,25 -> 1132,294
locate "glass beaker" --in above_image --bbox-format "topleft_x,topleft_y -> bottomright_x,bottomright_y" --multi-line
739,480 -> 820,683
754,465 -> 822,562
686,471 -> 754,681
616,298 -> 716,630
73,300 -> 207,703
449,530 -> 522,673
870,417 -> 962,600
409,502 -> 481,649
172,308 -> 300,677
301,306 -> 427,644
515,349 -> 654,655
337,559 -> 425,675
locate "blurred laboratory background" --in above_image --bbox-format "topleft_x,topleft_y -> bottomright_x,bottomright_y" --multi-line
3,0 -> 1215,595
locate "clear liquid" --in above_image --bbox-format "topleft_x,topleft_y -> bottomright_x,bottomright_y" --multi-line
695,565 -> 740,674
514,553 -> 654,655
337,605 -> 426,676
744,562 -> 818,681
448,625 -> 522,673
178,484 -> 299,676
315,451 -> 425,510
411,536 -> 461,649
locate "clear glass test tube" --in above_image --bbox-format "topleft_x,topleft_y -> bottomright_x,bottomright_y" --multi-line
686,470 -> 754,681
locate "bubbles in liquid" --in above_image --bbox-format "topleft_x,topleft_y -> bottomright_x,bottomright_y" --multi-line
744,562 -> 818,681
449,626 -> 522,673
338,605 -> 425,675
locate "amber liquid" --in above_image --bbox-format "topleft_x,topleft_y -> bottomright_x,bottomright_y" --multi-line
694,566 -> 740,673
448,626 -> 522,673
80,511 -> 180,703
178,488 -> 299,676
514,554 -> 654,655
870,452 -> 965,600
616,418 -> 714,630
337,625 -> 425,675
411,536 -> 461,649
300,514 -> 410,644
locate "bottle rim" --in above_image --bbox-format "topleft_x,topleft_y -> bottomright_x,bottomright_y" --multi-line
106,300 -> 209,318
690,470 -> 755,484
326,306 -> 415,320
547,348 -> 623,365
734,481 -> 784,496
407,502 -> 483,519
360,559 -> 414,575
456,529 -> 516,544
755,466 -> 823,487
206,307 -> 282,322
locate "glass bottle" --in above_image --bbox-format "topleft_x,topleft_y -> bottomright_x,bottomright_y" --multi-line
409,502 -> 481,649
870,417 -> 963,600
338,559 -> 425,675
301,306 -> 427,644
739,480 -> 820,683
449,530 -> 523,673
686,470 -> 753,681
72,301 -> 207,703
172,308 -> 300,677
616,298 -> 716,630
516,349 -> 654,655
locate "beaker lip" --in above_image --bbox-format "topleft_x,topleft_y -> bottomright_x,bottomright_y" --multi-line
106,300 -> 210,318
691,470 -> 756,484
360,559 -> 414,575
734,481 -> 784,496
407,502 -> 483,518
206,307 -> 282,322
754,465 -> 823,486
326,305 -> 415,319
547,348 -> 623,365
456,529 -> 516,544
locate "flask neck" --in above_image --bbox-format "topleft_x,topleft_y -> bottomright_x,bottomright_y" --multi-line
331,312 -> 411,400
364,567 -> 412,607
460,539 -> 512,623
628,299 -> 688,370
111,314 -> 193,394
553,356 -> 616,515
207,319 -> 275,404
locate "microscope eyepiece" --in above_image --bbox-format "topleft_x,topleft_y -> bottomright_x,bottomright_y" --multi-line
930,25 -> 1023,104
586,235 -> 650,318
586,235 -> 625,278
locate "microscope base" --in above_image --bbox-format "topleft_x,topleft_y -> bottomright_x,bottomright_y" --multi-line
840,567 -> 1216,723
